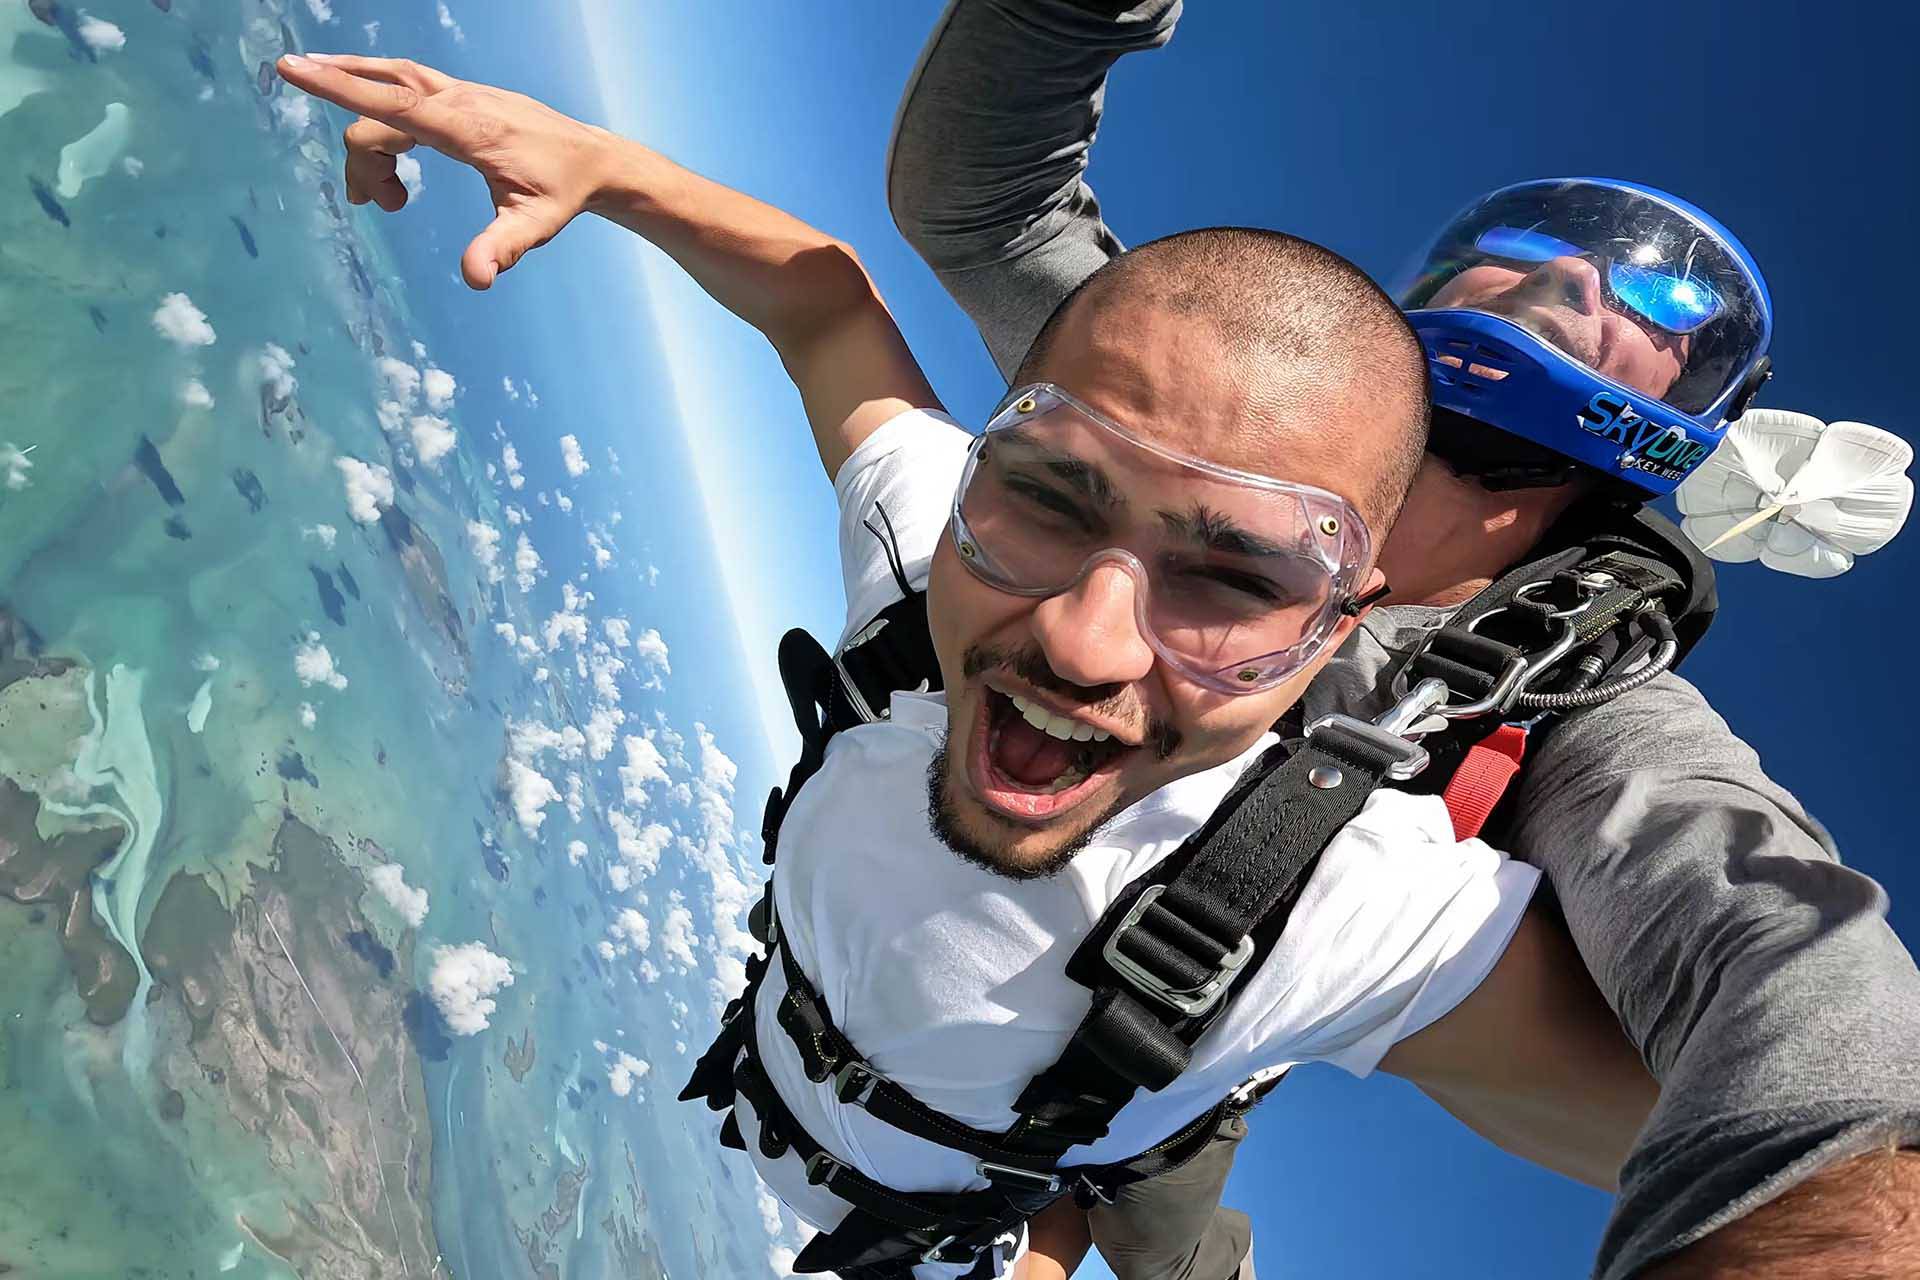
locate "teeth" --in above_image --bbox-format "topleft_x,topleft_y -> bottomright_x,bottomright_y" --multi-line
1008,693 -> 1113,744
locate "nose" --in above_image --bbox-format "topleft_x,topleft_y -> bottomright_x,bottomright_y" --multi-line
1030,560 -> 1156,689
1525,255 -> 1607,316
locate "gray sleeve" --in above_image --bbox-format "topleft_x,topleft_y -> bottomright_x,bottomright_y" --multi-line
1502,672 -> 1920,1279
885,0 -> 1181,379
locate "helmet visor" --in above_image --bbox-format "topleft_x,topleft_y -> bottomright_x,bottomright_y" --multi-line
1400,181 -> 1769,417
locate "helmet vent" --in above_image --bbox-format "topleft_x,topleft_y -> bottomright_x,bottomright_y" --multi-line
1428,340 -> 1514,390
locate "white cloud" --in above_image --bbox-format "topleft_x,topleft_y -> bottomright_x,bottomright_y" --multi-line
567,839 -> 588,866
525,382 -> 539,407
618,734 -> 669,807
556,493 -> 573,513
375,356 -> 421,406
565,770 -> 584,822
603,618 -> 631,649
302,523 -> 338,550
644,563 -> 659,587
305,0 -> 335,21
536,490 -> 550,507
466,520 -> 503,584
584,704 -> 625,761
0,444 -> 32,492
421,366 -> 456,411
151,293 -> 215,348
505,504 -> 529,525
513,533 -> 541,592
607,1051 -> 649,1098
298,701 -> 317,729
368,863 -> 428,928
409,414 -> 456,467
427,942 -> 512,1035
334,457 -> 394,524
362,20 -> 379,46
272,95 -> 313,131
393,152 -> 423,199
661,893 -> 698,972
508,720 -> 586,764
193,653 -> 221,673
502,757 -> 562,837
609,907 -> 650,953
180,379 -> 214,410
559,434 -> 589,478
758,1187 -> 784,1242
501,375 -> 518,401
609,810 -> 671,882
437,1 -> 466,43
411,340 -> 429,362
77,15 -> 124,53
543,609 -> 587,652
637,958 -> 660,984
632,628 -> 670,688
293,632 -> 347,691
501,442 -> 525,490
122,156 -> 143,178
585,530 -> 614,570
260,344 -> 298,401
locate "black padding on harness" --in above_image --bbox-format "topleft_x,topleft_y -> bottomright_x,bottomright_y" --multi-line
1002,720 -> 1405,1158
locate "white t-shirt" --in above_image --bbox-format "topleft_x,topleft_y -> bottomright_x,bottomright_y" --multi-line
739,410 -> 1540,1278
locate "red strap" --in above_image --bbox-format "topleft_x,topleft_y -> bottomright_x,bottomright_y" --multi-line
1441,724 -> 1529,840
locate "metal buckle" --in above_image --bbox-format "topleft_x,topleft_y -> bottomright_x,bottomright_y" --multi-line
1074,1173 -> 1118,1206
919,1234 -> 971,1265
1101,884 -> 1254,1016
803,1151 -> 843,1186
1303,713 -> 1431,781
974,1160 -> 1062,1193
831,1060 -> 881,1107
1437,617 -> 1578,719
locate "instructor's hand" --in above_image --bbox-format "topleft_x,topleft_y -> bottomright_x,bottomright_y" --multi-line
276,53 -> 616,289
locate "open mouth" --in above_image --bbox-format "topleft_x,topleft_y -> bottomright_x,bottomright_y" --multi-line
969,686 -> 1133,822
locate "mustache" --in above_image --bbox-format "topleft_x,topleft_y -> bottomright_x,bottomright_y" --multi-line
962,642 -> 1181,760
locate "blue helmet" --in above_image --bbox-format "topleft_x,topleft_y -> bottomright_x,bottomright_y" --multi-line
1398,178 -> 1774,497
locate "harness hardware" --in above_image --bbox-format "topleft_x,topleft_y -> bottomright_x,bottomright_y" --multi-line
1101,884 -> 1256,1016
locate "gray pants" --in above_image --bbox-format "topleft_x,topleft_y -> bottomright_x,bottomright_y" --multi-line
1089,1109 -> 1255,1280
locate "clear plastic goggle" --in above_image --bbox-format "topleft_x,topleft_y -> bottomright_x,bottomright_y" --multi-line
949,384 -> 1379,696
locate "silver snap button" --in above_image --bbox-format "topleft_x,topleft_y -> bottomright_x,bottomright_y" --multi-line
1308,765 -> 1343,790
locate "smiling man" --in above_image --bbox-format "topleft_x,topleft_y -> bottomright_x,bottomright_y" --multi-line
921,238 -> 1424,880
277,52 -> 1657,1280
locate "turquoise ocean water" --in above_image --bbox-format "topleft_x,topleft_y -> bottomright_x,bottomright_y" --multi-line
0,3 -> 787,1277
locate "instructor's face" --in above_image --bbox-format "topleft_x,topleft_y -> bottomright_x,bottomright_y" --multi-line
1429,256 -> 1690,400
922,299 -> 1374,879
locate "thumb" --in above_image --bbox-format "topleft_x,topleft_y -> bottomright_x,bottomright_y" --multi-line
460,203 -> 572,290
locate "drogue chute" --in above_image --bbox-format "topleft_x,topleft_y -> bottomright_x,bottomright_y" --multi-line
1674,409 -> 1913,578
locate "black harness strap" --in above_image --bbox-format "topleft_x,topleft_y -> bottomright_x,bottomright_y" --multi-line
1003,719 -> 1421,1160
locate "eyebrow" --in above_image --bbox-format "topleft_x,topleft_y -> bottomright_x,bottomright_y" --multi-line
1156,503 -> 1296,559
998,426 -> 1125,510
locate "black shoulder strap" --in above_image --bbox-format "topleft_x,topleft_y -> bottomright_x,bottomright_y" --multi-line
998,717 -> 1424,1161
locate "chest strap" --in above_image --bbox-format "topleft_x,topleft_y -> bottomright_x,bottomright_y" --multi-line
1004,715 -> 1424,1160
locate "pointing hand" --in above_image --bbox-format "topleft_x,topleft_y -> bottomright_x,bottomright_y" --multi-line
277,54 -> 616,290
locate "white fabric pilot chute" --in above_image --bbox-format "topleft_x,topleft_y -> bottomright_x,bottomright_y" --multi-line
1674,408 -> 1913,578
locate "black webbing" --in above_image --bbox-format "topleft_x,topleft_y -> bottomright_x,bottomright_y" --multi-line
1003,722 -> 1408,1159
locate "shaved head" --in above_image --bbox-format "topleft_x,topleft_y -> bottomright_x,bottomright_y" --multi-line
1016,227 -> 1431,537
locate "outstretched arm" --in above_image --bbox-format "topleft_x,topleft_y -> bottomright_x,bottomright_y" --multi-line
1379,904 -> 1658,1191
279,54 -> 937,479
887,0 -> 1180,378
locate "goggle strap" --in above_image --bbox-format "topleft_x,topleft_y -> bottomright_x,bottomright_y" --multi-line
1340,581 -> 1393,617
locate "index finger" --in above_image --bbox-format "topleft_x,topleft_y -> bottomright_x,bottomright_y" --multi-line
276,55 -> 451,140
299,54 -> 457,95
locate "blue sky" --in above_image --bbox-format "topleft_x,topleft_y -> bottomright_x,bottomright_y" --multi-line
319,2 -> 1918,1276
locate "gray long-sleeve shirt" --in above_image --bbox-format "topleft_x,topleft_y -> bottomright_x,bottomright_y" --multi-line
886,4 -> 1920,1276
